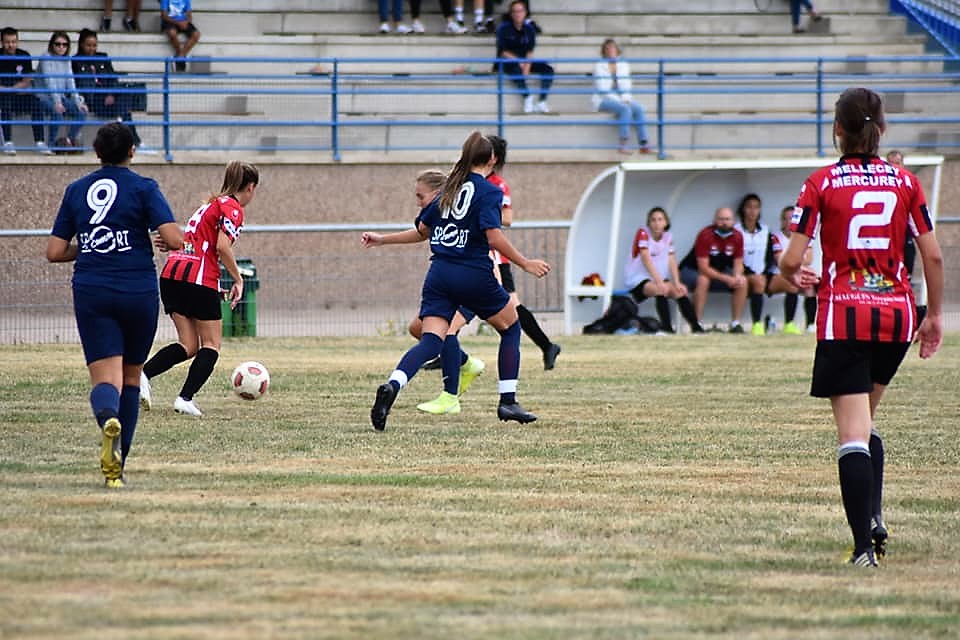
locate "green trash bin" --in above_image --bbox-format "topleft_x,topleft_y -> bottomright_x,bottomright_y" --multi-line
219,258 -> 259,337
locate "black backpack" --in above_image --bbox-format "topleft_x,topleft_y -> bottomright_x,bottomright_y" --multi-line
583,295 -> 661,334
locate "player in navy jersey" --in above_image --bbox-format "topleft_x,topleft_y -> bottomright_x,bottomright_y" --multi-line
361,131 -> 551,431
46,122 -> 183,488
140,161 -> 259,417
780,87 -> 944,568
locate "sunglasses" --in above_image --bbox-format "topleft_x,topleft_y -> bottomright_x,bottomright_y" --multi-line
53,41 -> 68,46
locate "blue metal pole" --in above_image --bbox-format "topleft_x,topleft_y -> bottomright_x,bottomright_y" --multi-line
657,59 -> 665,160
496,58 -> 504,138
163,59 -> 172,162
816,58 -> 824,158
332,59 -> 340,162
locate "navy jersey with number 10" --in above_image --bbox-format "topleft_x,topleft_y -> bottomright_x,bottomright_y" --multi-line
51,165 -> 177,291
792,155 -> 934,343
417,172 -> 503,269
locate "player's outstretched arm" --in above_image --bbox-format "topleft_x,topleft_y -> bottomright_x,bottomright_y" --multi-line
486,228 -> 550,278
361,224 -> 428,248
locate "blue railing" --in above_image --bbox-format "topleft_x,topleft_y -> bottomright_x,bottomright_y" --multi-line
2,54 -> 959,161
891,0 -> 960,57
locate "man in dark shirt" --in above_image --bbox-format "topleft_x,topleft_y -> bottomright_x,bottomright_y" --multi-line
679,207 -> 749,332
0,26 -> 47,154
495,1 -> 552,114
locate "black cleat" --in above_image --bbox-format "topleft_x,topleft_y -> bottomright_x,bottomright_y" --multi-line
421,356 -> 442,370
542,343 -> 561,370
370,383 -> 398,431
872,520 -> 888,559
728,324 -> 745,334
497,402 -> 537,424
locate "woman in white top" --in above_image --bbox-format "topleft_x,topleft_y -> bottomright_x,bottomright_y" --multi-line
734,192 -> 774,335
593,38 -> 648,154
624,207 -> 703,333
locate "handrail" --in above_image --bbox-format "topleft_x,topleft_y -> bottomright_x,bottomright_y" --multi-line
891,0 -> 960,57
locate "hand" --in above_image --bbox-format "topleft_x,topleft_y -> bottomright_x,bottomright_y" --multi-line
522,258 -> 550,278
360,231 -> 383,248
54,102 -> 66,114
153,235 -> 172,251
228,282 -> 243,310
790,266 -> 821,289
728,274 -> 747,289
915,313 -> 943,359
651,280 -> 669,296
675,282 -> 688,296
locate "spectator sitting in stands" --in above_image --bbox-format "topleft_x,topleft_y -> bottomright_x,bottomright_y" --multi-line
593,38 -> 648,155
378,0 -> 411,34
438,0 -> 467,34
679,206 -> 748,333
0,26 -> 49,155
36,31 -> 88,153
496,0 -> 552,114
492,0 -> 539,34
161,0 -> 201,72
73,29 -> 154,154
790,0 -> 822,34
102,0 -> 142,32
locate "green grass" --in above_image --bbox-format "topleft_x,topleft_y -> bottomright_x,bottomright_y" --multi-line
1,335 -> 959,639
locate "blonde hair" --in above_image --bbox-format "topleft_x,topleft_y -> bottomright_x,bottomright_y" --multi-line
416,169 -> 446,192
439,132 -> 493,213
207,161 -> 259,203
600,38 -> 620,57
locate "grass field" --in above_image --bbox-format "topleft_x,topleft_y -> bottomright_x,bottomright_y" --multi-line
1,334 -> 959,639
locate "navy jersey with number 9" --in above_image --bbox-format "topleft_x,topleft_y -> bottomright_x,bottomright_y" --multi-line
417,172 -> 503,268
51,165 -> 176,291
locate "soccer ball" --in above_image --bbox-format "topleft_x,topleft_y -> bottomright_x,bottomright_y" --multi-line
231,361 -> 270,400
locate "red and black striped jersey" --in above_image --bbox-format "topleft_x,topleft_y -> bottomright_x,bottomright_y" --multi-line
791,154 -> 934,342
160,195 -> 244,290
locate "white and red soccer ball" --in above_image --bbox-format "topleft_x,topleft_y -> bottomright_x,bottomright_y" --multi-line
231,361 -> 270,400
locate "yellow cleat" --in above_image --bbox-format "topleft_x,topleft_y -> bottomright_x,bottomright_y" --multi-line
416,391 -> 461,415
782,321 -> 803,335
104,477 -> 126,489
751,321 -> 766,336
99,417 -> 123,482
458,356 -> 485,396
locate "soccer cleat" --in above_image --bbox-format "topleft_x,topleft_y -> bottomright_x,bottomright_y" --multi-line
139,371 -> 152,411
104,476 -> 126,489
371,383 -> 398,431
848,549 -> 879,568
458,356 -> 485,395
872,519 -> 888,559
173,396 -> 202,417
99,417 -> 123,481
542,343 -> 561,371
751,321 -> 766,336
782,321 -> 803,335
417,391 -> 461,415
523,95 -> 534,113
421,356 -> 442,370
729,324 -> 745,334
497,402 -> 537,424
446,20 -> 467,34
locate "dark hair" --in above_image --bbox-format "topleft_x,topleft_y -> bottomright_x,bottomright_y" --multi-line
208,161 -> 260,203
833,87 -> 885,156
440,131 -> 493,213
646,206 -> 670,231
94,122 -> 135,165
736,193 -> 762,226
77,28 -> 97,54
487,134 -> 507,174
600,38 -> 620,57
47,30 -> 70,55
1,27 -> 18,40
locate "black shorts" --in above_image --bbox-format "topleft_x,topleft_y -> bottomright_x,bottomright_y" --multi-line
498,262 -> 516,293
159,278 -> 222,321
162,19 -> 199,37
810,340 -> 910,398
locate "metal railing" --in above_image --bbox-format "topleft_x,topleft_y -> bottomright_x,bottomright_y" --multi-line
891,0 -> 960,57
2,54 -> 959,160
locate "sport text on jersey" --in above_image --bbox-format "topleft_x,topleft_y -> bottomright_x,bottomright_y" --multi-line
829,163 -> 904,189
79,178 -> 132,254
434,182 -> 474,249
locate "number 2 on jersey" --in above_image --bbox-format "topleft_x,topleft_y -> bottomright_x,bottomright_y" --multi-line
847,191 -> 896,250
86,178 -> 118,224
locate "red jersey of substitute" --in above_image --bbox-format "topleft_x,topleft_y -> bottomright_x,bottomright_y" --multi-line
487,173 -> 512,265
160,195 -> 245,290
792,155 -> 934,343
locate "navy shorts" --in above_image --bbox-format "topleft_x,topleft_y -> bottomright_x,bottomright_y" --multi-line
73,283 -> 159,365
457,306 -> 477,323
810,340 -> 911,398
160,278 -> 222,321
420,261 -> 510,322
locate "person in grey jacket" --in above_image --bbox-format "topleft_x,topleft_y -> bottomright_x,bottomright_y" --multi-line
36,31 -> 88,151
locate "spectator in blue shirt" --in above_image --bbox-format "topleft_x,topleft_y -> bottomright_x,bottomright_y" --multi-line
495,0 -> 552,114
161,0 -> 201,72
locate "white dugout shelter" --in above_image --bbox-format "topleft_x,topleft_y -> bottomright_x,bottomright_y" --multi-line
564,157 -> 944,335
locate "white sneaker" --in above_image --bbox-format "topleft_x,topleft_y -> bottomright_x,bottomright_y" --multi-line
136,143 -> 158,155
806,324 -> 817,334
2,141 -> 14,155
536,100 -> 550,113
139,371 -> 152,411
446,20 -> 466,34
523,95 -> 534,113
35,141 -> 53,155
412,19 -> 425,33
378,22 -> 390,33
174,396 -> 203,417
395,23 -> 412,34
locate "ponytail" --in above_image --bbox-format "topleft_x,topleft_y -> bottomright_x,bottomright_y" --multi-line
439,132 -> 493,213
833,87 -> 885,156
208,161 -> 259,203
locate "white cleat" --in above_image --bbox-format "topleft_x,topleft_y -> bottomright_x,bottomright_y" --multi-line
139,371 -> 152,411
174,396 -> 203,417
